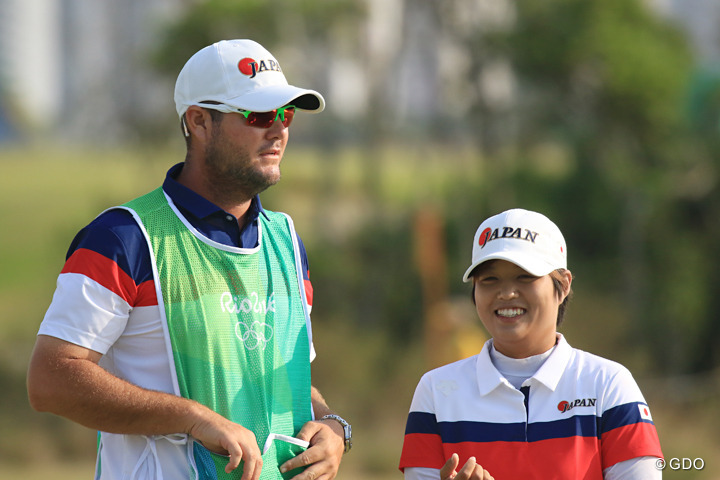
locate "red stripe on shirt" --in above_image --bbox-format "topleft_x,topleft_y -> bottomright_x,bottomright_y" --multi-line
399,433 -> 445,471
61,248 -> 140,306
135,279 -> 158,307
304,279 -> 313,307
601,422 -> 663,468
400,434 -> 611,479
448,438 -> 603,480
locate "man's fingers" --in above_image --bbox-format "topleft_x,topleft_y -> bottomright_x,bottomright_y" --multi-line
224,443 -> 243,473
236,453 -> 262,480
280,445 -> 316,475
221,440 -> 262,480
294,421 -> 322,442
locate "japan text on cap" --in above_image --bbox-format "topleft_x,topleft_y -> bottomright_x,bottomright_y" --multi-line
174,39 -> 325,118
462,208 -> 567,282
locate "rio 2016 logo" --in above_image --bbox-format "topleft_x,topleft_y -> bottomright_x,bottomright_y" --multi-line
221,291 -> 275,315
220,292 -> 275,349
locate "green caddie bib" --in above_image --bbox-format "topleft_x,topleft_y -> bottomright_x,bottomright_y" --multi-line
122,188 -> 312,479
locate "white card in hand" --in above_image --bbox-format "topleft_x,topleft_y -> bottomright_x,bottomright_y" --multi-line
262,433 -> 310,455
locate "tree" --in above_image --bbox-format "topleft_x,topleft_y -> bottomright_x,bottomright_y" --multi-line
495,0 -> 716,373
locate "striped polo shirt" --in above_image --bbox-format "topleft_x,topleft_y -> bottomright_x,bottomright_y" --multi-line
37,162 -> 315,479
399,334 -> 662,479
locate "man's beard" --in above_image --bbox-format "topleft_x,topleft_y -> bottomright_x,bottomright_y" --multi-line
204,134 -> 281,203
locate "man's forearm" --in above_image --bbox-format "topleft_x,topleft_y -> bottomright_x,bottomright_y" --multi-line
27,335 -> 204,436
310,386 -> 346,444
28,335 -> 264,473
310,386 -> 335,418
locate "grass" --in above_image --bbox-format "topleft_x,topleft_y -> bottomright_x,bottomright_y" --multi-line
0,144 -> 419,479
2,145 -> 719,479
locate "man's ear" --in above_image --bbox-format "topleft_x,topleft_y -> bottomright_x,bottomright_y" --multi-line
184,106 -> 214,142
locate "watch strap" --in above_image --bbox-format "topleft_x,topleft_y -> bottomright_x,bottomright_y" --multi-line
320,414 -> 352,453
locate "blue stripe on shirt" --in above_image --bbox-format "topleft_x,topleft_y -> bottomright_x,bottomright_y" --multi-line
406,412 -> 603,443
66,162 -> 311,288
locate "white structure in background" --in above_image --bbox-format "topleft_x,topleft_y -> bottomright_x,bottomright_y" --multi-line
0,0 -> 62,130
0,0 -> 717,143
650,0 -> 720,65
0,0 -> 518,142
0,0 -> 182,142
59,0 -> 184,142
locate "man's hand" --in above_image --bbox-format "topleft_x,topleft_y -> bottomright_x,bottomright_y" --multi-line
278,419 -> 344,480
187,408 -> 263,480
440,453 -> 494,480
28,335 -> 264,480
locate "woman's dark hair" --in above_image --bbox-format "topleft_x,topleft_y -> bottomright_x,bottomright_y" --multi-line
469,266 -> 573,326
549,268 -> 573,326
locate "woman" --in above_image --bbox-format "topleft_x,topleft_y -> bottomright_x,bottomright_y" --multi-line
399,209 -> 663,480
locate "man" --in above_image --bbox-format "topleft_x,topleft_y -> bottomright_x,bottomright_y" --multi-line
27,39 -> 352,480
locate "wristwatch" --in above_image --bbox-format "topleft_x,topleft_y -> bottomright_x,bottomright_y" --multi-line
320,414 -> 352,453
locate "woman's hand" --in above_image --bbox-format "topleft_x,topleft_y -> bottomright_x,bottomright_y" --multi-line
440,453 -> 494,480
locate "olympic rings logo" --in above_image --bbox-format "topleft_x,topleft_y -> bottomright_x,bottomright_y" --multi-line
221,292 -> 276,350
235,320 -> 274,350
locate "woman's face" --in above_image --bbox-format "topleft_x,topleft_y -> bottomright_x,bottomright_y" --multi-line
472,260 -> 571,358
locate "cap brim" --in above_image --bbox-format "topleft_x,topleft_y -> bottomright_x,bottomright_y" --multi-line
225,84 -> 325,113
462,253 -> 558,282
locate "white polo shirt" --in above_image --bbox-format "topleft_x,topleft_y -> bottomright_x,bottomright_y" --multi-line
399,334 -> 663,479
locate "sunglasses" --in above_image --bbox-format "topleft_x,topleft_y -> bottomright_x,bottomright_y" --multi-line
236,105 -> 296,129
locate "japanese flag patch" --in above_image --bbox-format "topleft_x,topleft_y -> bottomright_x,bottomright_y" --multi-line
638,404 -> 653,422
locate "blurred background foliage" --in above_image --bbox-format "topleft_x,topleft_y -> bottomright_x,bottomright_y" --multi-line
2,0 -> 720,478
143,0 -> 720,375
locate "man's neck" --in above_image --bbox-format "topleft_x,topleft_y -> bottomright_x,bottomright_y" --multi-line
176,161 -> 254,228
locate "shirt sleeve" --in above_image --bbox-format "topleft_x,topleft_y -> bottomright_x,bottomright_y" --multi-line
603,456 -> 662,480
296,234 -> 313,312
399,373 -> 446,472
599,366 -> 663,469
37,209 -> 151,353
404,467 -> 440,480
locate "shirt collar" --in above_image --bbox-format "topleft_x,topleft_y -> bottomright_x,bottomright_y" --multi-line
162,162 -> 268,222
531,333 -> 572,391
476,339 -> 508,396
475,333 -> 573,395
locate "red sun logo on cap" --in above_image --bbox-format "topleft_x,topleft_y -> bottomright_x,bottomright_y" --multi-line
238,57 -> 257,77
478,228 -> 492,248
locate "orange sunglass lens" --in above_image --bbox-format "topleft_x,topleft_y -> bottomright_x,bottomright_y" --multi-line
246,107 -> 295,128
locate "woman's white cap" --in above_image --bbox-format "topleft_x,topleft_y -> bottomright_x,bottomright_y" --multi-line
174,39 -> 325,117
462,208 -> 567,282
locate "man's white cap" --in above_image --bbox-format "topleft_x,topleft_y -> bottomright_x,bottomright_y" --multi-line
462,208 -> 567,282
174,39 -> 325,118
